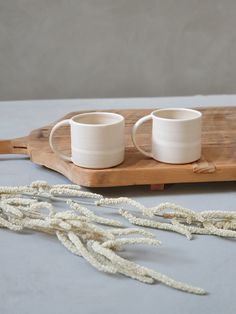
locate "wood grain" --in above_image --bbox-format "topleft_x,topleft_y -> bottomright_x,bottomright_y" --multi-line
0,107 -> 236,187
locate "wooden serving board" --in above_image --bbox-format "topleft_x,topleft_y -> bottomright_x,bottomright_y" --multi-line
0,107 -> 236,188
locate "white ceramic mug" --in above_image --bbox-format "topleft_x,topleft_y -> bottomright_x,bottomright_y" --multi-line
132,108 -> 202,164
49,112 -> 125,169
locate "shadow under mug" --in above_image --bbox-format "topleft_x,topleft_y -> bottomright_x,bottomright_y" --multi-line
132,108 -> 202,164
49,112 -> 125,169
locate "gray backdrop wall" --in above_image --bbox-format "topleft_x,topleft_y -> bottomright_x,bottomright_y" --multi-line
0,0 -> 236,100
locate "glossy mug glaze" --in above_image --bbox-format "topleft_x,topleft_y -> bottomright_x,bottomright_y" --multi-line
132,108 -> 202,164
49,112 -> 125,169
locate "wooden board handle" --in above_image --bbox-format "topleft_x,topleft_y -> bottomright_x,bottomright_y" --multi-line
0,137 -> 29,155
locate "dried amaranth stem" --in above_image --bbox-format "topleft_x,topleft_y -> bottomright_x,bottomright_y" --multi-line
2,180 -> 234,295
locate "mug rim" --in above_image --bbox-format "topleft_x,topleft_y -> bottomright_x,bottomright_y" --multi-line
71,111 -> 124,126
152,108 -> 202,121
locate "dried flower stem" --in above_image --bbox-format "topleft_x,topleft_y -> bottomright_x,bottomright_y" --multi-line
3,180 -> 234,295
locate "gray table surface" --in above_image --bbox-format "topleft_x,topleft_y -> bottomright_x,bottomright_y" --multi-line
0,96 -> 235,314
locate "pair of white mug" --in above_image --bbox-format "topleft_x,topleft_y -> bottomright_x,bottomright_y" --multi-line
49,108 -> 202,169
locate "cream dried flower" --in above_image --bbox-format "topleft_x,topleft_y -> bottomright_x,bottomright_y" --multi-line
3,180 -> 235,295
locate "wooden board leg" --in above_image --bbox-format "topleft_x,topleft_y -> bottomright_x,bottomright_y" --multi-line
150,184 -> 165,191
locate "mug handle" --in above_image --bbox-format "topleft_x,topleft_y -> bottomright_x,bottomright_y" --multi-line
49,119 -> 72,162
131,115 -> 153,158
